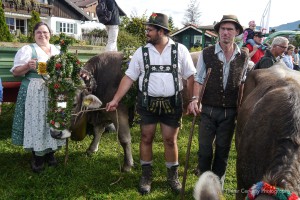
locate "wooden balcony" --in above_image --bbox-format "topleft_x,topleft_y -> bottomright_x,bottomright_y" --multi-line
2,1 -> 53,17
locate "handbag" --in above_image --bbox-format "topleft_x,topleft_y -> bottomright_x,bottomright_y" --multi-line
96,0 -> 112,24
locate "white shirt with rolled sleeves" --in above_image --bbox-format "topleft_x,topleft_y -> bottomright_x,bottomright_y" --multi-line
125,39 -> 196,97
194,43 -> 241,89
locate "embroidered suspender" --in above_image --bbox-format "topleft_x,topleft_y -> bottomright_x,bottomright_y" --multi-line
141,43 -> 179,107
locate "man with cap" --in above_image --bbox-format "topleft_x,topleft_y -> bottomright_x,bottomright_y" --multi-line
106,12 -> 196,194
187,14 -> 248,188
246,31 -> 265,64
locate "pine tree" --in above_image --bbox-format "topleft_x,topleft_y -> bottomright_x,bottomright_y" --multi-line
0,0 -> 13,42
28,10 -> 41,42
168,16 -> 175,32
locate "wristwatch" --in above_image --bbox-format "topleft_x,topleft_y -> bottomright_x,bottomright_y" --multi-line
190,96 -> 199,102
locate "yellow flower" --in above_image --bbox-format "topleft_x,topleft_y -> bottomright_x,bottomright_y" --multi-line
37,62 -> 47,75
83,98 -> 92,107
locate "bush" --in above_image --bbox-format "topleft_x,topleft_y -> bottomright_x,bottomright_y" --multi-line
117,30 -> 142,52
50,34 -> 79,45
12,33 -> 30,43
190,46 -> 202,52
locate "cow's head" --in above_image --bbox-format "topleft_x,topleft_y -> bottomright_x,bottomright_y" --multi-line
49,68 -> 102,140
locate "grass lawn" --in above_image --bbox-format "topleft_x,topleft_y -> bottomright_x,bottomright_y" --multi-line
0,103 -> 237,200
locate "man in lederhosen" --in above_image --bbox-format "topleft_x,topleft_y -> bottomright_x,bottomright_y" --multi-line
106,13 -> 196,195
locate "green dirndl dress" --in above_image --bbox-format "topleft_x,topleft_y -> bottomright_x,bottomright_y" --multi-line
11,71 -> 36,145
11,44 -> 65,155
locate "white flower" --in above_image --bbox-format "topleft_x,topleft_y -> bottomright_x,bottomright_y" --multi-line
143,92 -> 147,95
166,67 -> 170,71
159,66 -> 164,70
54,122 -> 60,128
173,64 -> 177,68
145,64 -> 149,69
144,78 -> 148,82
152,67 -> 156,70
173,50 -> 177,54
144,52 -> 148,57
57,94 -> 65,101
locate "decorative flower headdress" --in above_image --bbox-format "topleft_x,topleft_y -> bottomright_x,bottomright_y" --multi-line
246,181 -> 299,200
150,13 -> 158,22
38,33 -> 82,131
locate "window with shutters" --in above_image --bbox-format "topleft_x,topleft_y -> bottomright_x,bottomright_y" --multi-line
56,22 -> 77,34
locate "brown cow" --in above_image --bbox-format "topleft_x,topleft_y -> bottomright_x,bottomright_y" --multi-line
72,51 -> 134,172
64,51 -> 200,172
235,61 -> 300,199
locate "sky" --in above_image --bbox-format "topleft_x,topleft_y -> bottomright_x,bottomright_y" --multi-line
116,0 -> 300,29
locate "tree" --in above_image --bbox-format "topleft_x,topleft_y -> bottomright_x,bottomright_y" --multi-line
168,16 -> 175,32
182,0 -> 201,26
120,14 -> 148,45
0,0 -> 13,42
28,10 -> 41,42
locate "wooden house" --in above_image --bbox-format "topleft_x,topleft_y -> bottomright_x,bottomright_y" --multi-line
70,0 -> 98,21
171,24 -> 218,50
2,0 -> 93,39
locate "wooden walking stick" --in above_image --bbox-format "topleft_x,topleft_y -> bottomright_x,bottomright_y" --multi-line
180,68 -> 211,200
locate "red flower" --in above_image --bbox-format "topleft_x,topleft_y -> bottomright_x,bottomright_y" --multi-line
54,83 -> 60,89
55,63 -> 62,69
151,13 -> 157,18
76,60 -> 80,65
50,120 -> 55,125
262,183 -> 276,195
60,40 -> 65,45
289,193 -> 299,200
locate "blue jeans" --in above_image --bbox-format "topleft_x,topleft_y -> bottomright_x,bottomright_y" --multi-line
197,105 -> 237,183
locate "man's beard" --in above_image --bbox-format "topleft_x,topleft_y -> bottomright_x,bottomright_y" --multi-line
147,35 -> 160,45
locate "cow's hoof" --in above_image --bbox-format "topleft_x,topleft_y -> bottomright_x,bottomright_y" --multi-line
86,149 -> 97,156
122,164 -> 134,172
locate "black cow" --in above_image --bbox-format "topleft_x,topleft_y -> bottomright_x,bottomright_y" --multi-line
235,61 -> 300,199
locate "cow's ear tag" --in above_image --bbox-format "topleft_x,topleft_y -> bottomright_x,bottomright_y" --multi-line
57,102 -> 67,108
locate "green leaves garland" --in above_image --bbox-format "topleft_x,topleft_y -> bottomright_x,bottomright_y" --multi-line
46,33 -> 82,130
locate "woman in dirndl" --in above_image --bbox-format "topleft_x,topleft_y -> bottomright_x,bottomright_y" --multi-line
11,22 -> 65,173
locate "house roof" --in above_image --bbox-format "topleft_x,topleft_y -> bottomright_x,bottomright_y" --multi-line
171,25 -> 218,38
69,0 -> 97,8
64,0 -> 93,21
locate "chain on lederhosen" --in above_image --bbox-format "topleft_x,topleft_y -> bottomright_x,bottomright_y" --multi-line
141,43 -> 179,114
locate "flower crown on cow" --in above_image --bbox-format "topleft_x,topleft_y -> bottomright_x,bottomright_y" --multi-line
37,33 -> 83,133
246,181 -> 299,200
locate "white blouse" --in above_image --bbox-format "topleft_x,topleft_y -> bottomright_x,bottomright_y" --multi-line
11,43 -> 60,72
